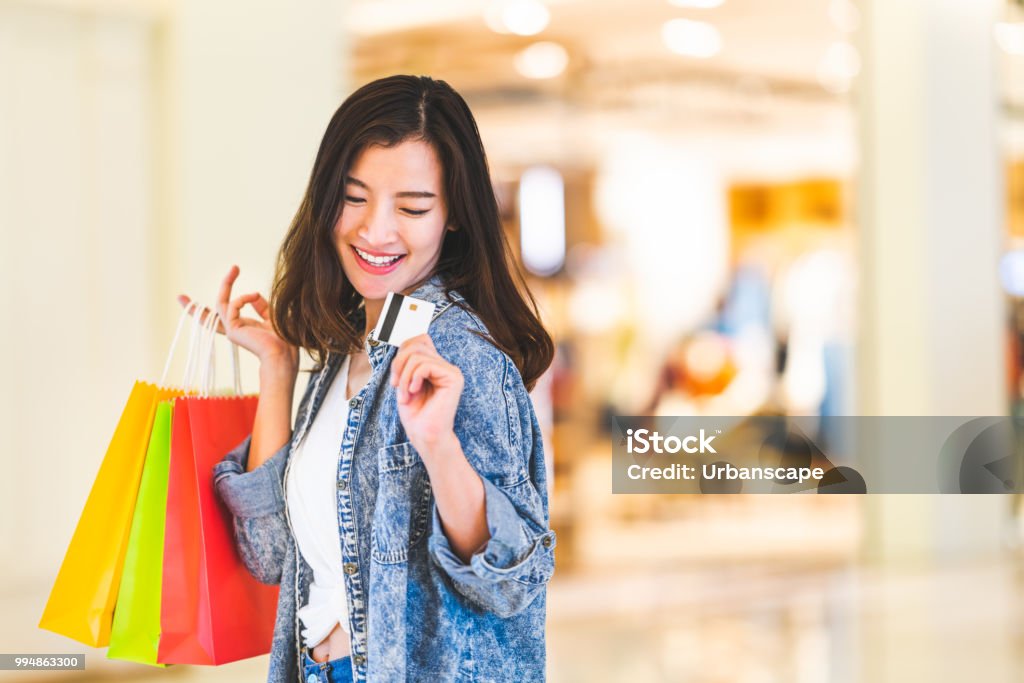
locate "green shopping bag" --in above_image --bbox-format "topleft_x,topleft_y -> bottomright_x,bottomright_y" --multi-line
106,400 -> 174,667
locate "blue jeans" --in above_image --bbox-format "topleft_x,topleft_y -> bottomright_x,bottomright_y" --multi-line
301,646 -> 353,683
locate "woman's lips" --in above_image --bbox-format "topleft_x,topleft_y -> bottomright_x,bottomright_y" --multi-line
351,245 -> 406,274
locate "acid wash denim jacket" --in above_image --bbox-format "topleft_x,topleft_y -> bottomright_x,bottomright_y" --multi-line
211,272 -> 557,683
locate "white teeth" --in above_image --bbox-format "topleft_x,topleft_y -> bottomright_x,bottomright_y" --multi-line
354,247 -> 403,266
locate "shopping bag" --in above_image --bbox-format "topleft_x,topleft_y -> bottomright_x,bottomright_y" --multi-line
38,380 -> 182,647
159,312 -> 278,665
38,302 -> 204,647
106,399 -> 174,666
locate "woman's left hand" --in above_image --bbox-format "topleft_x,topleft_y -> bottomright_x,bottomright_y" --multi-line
390,333 -> 464,455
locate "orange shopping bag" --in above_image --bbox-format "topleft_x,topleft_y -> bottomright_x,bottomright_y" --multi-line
158,312 -> 278,665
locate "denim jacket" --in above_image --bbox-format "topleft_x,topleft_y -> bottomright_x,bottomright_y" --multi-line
211,272 -> 557,683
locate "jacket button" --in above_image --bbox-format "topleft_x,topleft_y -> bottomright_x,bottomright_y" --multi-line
367,338 -> 380,347
348,398 -> 358,408
353,654 -> 366,666
343,562 -> 358,574
542,535 -> 552,548
337,478 -> 348,490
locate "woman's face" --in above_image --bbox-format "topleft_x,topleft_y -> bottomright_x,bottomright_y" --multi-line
334,138 -> 449,306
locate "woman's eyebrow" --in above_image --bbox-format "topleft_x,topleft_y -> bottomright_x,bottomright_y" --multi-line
346,176 -> 436,199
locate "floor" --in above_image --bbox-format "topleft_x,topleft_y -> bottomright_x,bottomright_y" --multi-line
13,556 -> 1024,683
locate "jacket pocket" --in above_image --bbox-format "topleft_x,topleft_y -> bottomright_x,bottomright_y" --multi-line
372,441 -> 433,564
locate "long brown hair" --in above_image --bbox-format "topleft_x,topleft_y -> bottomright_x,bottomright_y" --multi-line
270,75 -> 554,391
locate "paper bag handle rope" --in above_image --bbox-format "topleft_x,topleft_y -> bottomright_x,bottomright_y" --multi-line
182,302 -> 210,391
160,301 -> 199,387
161,302 -> 243,395
197,311 -> 243,397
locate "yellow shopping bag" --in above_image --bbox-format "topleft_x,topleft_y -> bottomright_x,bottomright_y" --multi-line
38,303 -> 211,647
38,381 -> 181,646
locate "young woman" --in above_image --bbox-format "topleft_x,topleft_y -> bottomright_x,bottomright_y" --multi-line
180,75 -> 557,682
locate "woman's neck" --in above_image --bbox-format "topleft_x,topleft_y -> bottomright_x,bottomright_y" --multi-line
363,299 -> 383,340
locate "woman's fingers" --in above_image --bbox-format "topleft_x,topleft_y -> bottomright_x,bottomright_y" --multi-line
400,334 -> 434,355
217,265 -> 239,309
407,358 -> 439,395
178,287 -> 265,340
397,352 -> 454,397
397,353 -> 428,396
215,266 -> 239,329
390,334 -> 437,386
225,294 -> 246,329
391,346 -> 417,386
177,269 -> 270,344
226,292 -> 268,330
246,292 -> 271,321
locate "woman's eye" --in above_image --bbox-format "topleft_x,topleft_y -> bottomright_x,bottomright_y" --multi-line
402,209 -> 429,216
345,195 -> 366,204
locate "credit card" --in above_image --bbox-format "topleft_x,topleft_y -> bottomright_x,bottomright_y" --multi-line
371,292 -> 436,347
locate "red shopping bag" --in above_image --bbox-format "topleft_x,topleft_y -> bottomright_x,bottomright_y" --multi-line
158,392 -> 278,665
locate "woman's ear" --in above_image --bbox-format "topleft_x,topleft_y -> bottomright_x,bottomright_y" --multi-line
446,223 -> 458,232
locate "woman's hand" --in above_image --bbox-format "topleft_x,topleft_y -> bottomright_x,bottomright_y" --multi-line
390,333 -> 464,455
180,266 -> 298,470
178,265 -> 298,372
391,335 -> 489,563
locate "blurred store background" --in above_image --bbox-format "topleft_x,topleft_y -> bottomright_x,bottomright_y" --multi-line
2,0 -> 1023,681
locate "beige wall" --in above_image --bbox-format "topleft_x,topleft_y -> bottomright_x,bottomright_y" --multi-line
0,0 -> 346,660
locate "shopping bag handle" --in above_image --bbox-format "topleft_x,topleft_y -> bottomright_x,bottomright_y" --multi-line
182,302 -> 210,391
231,339 -> 241,395
160,301 -> 199,387
198,310 -> 220,396
161,301 -> 244,395
194,309 -> 244,397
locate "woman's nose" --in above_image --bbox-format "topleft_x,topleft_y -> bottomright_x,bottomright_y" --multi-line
359,202 -> 398,245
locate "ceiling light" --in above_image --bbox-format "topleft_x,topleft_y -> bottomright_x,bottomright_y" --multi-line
1000,251 -> 1024,296
661,18 -> 722,58
995,22 -> 1024,55
816,41 -> 860,94
519,165 -> 565,277
668,0 -> 725,8
486,0 -> 550,36
514,41 -> 569,79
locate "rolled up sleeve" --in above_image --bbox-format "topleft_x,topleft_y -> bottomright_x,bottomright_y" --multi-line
428,477 -> 556,617
211,434 -> 293,585
426,326 -> 557,618
213,435 -> 289,517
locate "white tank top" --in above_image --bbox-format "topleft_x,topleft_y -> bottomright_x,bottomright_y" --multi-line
286,353 -> 353,649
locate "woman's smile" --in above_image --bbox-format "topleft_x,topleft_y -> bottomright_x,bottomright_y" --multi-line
350,245 -> 407,274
